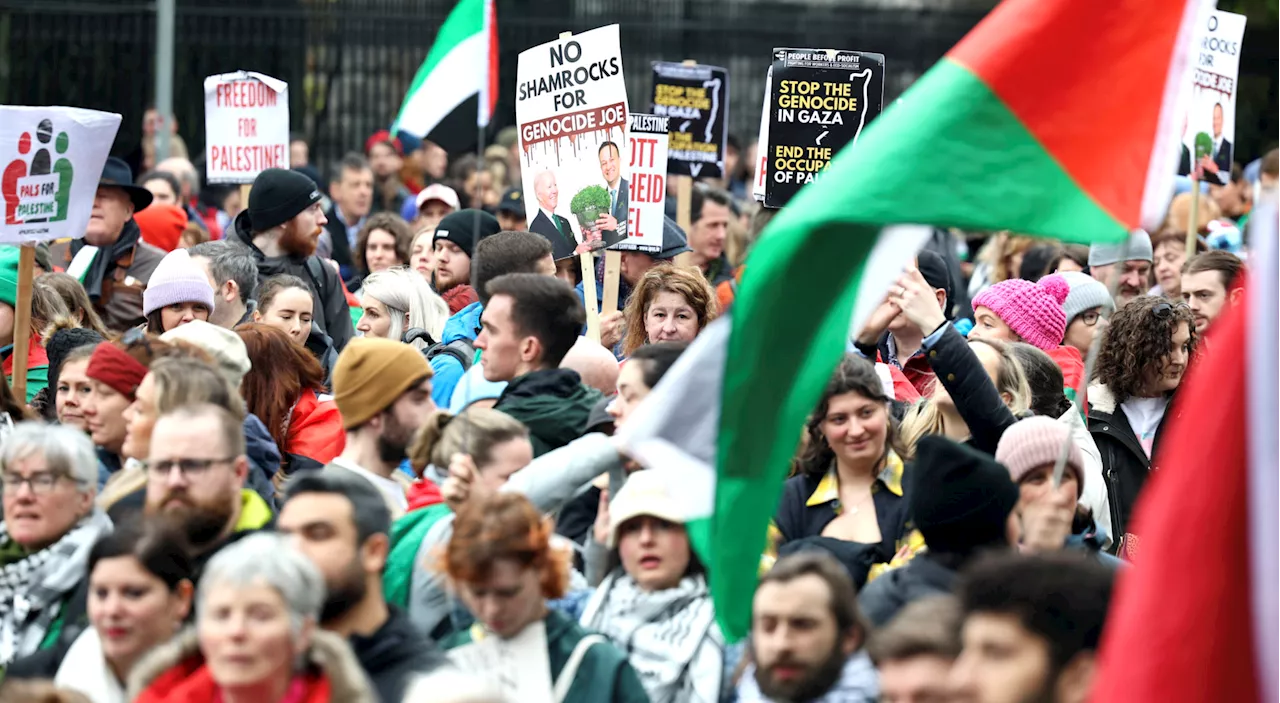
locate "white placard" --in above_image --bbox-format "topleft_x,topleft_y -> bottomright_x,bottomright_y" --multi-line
752,67 -> 772,203
617,113 -> 667,253
1179,10 -> 1247,183
203,71 -> 290,184
0,106 -> 121,244
516,25 -> 630,260
449,620 -> 554,703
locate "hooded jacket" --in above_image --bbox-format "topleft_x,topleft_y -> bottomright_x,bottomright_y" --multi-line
493,369 -> 603,457
229,210 -> 355,352
128,627 -> 376,703
428,301 -> 484,408
349,606 -> 450,703
857,552 -> 960,628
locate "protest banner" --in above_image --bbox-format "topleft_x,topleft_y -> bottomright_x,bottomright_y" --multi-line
763,48 -> 884,208
603,112 -> 669,314
753,66 -> 772,203
204,70 -> 289,208
0,105 -> 120,399
517,25 -> 629,340
651,61 -> 728,179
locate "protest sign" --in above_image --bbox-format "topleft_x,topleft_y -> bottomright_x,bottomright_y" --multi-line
449,620 -> 554,703
616,113 -> 668,253
651,61 -> 728,179
1,106 -> 121,244
763,48 -> 884,208
753,67 -> 772,203
516,25 -> 630,260
204,71 -> 289,184
1178,10 -> 1246,185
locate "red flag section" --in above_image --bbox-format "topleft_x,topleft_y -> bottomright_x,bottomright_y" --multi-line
1089,292 -> 1260,702
948,0 -> 1199,229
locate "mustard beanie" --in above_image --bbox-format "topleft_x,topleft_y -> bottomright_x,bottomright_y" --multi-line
333,338 -> 432,429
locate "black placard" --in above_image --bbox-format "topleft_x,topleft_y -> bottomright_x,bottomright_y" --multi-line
650,61 -> 729,178
763,48 -> 884,208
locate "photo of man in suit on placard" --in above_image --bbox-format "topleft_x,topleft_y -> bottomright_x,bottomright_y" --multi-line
1211,102 -> 1232,174
595,141 -> 628,249
529,170 -> 577,260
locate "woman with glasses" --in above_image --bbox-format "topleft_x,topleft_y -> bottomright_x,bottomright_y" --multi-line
1058,272 -> 1116,359
0,423 -> 113,668
1088,296 -> 1196,557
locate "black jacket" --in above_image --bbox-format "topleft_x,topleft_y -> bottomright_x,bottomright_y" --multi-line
493,369 -> 603,457
1086,383 -> 1174,553
229,210 -> 355,353
857,552 -> 959,627
774,471 -> 909,569
322,206 -> 359,286
351,606 -> 450,703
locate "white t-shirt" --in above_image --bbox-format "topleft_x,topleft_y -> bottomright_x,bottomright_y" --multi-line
329,457 -> 408,512
1120,396 -> 1170,458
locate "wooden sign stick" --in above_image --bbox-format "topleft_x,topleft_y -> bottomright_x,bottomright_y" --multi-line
602,250 -> 622,315
10,245 -> 35,403
672,58 -> 699,270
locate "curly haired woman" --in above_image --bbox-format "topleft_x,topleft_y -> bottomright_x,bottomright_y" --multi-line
619,264 -> 718,356
1087,295 -> 1196,556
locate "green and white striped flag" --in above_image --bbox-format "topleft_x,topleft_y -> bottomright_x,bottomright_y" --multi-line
391,0 -> 497,139
616,0 -> 1192,641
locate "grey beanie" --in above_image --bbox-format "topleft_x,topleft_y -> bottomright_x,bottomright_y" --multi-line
1088,230 -> 1153,267
1059,271 -> 1115,322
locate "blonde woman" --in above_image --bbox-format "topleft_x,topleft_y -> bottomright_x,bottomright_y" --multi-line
356,267 -> 449,351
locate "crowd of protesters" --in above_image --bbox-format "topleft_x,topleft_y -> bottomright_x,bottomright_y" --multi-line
0,106 -> 1269,703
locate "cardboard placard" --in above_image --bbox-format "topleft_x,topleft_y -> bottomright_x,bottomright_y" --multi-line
1178,10 -> 1247,184
0,106 -> 121,244
752,66 -> 772,203
763,48 -> 884,208
516,25 -> 630,260
650,61 -> 729,179
614,113 -> 668,253
204,71 -> 290,184
449,620 -> 554,703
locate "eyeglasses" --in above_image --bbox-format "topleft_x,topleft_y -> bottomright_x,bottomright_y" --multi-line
1152,301 -> 1190,320
2,472 -> 77,495
1079,310 -> 1102,326
143,457 -> 236,479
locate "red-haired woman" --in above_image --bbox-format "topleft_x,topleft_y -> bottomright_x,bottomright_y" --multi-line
441,493 -> 648,703
235,323 -> 345,482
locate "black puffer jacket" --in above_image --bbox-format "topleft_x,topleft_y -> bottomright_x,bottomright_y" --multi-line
229,210 -> 355,352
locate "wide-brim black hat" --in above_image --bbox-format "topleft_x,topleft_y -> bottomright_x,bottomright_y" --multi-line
98,156 -> 153,212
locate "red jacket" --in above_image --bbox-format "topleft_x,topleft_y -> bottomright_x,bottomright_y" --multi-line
286,389 -> 346,464
1047,344 -> 1088,411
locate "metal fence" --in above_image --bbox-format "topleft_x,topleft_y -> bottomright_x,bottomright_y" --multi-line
0,0 -> 989,180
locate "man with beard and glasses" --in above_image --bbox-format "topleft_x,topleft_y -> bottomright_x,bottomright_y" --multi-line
330,337 -> 436,516
228,167 -> 355,353
949,552 -> 1115,703
1086,230 -> 1153,310
278,469 -> 449,703
737,552 -> 880,703
143,403 -> 274,573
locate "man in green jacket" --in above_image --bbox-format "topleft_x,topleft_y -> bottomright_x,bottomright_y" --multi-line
476,274 -> 602,456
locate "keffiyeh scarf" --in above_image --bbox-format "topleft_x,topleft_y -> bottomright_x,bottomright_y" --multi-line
0,510 -> 112,665
580,571 -> 721,703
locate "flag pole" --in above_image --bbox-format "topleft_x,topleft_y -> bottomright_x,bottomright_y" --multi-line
1185,175 -> 1200,255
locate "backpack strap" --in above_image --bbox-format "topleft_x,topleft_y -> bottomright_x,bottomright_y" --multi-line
552,634 -> 606,703
304,256 -> 328,298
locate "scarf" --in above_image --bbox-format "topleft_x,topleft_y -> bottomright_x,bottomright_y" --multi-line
73,218 -> 143,300
579,572 -> 720,703
736,651 -> 880,703
0,509 -> 113,666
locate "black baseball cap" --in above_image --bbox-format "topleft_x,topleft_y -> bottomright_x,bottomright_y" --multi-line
916,249 -> 953,315
497,187 -> 525,217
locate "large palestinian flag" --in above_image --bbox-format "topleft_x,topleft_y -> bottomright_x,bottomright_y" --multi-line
617,0 -> 1202,642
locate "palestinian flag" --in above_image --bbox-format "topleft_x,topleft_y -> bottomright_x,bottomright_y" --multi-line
616,0 -> 1200,642
391,0 -> 497,145
1090,200 -> 1278,702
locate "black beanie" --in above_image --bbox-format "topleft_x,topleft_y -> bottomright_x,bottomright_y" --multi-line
248,168 -> 322,233
46,327 -> 105,394
909,435 -> 1019,554
433,209 -> 501,258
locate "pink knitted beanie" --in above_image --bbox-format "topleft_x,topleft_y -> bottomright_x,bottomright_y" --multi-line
972,274 -> 1070,351
995,416 -> 1084,497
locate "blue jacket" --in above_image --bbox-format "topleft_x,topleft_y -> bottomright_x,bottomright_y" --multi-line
243,413 -> 282,510
429,302 -> 483,408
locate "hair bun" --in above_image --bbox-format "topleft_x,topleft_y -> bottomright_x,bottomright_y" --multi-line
1039,274 -> 1071,305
